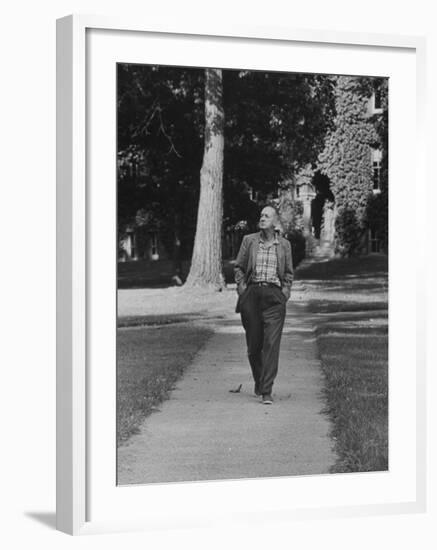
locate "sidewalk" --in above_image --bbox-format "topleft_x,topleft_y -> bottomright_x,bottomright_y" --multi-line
117,296 -> 337,484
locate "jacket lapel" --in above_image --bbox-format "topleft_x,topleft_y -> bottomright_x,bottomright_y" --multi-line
250,234 -> 258,274
276,239 -> 285,277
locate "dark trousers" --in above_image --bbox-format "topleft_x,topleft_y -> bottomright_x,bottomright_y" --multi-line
239,284 -> 286,395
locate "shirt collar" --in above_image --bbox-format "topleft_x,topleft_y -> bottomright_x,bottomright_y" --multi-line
259,231 -> 279,245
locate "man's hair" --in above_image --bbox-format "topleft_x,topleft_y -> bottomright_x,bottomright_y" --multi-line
261,204 -> 283,233
262,204 -> 280,222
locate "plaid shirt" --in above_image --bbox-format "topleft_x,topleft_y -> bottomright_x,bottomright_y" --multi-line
251,233 -> 281,287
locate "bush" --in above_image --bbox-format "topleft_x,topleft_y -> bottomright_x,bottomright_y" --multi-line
334,207 -> 364,257
286,229 -> 306,268
366,191 -> 388,253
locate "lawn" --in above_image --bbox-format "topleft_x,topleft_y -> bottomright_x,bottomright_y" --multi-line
296,255 -> 388,472
117,323 -> 213,446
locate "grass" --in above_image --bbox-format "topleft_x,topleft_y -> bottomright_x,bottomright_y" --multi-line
117,323 -> 213,446
296,255 -> 388,472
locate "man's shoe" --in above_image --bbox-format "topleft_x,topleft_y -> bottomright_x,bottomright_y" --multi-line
262,394 -> 273,405
254,384 -> 261,397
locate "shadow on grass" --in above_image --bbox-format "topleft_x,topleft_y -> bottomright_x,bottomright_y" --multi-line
302,280 -> 387,293
118,313 -> 228,328
297,255 -> 388,473
297,255 -> 388,280
118,259 -> 237,289
307,301 -> 388,314
118,313 -> 203,328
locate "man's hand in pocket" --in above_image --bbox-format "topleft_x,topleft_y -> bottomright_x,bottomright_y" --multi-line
237,282 -> 247,296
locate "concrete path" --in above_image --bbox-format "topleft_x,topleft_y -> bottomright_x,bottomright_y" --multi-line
117,300 -> 336,484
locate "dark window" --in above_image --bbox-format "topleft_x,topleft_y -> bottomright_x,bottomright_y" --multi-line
373,160 -> 381,190
374,89 -> 382,110
130,234 -> 137,260
249,187 -> 258,202
151,232 -> 158,255
370,228 -> 381,253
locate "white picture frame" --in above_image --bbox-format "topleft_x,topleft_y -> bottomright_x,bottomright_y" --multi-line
56,14 -> 427,535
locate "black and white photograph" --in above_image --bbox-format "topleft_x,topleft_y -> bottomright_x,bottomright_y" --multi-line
116,63 -> 389,485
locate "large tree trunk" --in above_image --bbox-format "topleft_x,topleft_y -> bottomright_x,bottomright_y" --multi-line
184,69 -> 225,290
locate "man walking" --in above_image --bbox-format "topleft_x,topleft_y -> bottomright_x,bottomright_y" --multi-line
234,206 -> 293,404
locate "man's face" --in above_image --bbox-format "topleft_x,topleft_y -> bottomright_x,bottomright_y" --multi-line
259,207 -> 277,231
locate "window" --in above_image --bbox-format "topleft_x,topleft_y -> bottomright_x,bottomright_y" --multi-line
248,186 -> 259,202
374,88 -> 382,110
130,233 -> 137,260
371,149 -> 382,193
373,160 -> 381,191
369,228 -> 381,253
369,91 -> 383,115
151,232 -> 159,258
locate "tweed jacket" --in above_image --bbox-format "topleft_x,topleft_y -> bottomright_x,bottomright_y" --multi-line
234,232 -> 293,313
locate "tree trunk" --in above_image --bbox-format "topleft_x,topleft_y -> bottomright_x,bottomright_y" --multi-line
184,69 -> 225,290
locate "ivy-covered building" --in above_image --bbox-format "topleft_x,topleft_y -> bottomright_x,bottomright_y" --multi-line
278,75 -> 388,258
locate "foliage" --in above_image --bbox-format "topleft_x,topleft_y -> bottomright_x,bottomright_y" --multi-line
118,65 -> 337,258
118,66 -> 388,264
293,200 -> 304,228
334,207 -> 364,256
117,64 -> 205,259
274,189 -> 304,232
286,229 -> 306,268
318,76 -> 382,255
223,72 -> 335,229
223,71 -> 335,194
272,191 -> 306,267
